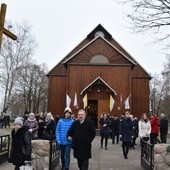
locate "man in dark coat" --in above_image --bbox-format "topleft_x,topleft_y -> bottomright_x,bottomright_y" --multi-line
110,115 -> 120,144
119,111 -> 133,159
160,113 -> 169,143
67,109 -> 96,170
99,113 -> 110,150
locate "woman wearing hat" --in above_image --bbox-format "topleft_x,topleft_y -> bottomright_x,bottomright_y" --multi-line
56,107 -> 74,170
8,117 -> 32,170
24,112 -> 39,139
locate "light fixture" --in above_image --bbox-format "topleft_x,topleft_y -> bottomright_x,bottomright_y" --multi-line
97,89 -> 100,93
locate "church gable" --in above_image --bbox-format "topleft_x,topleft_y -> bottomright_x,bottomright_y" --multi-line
63,37 -> 135,65
80,76 -> 117,95
47,24 -> 151,79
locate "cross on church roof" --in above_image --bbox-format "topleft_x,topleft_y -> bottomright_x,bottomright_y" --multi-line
0,3 -> 17,50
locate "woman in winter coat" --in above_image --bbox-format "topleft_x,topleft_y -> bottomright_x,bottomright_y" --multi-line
56,107 -> 74,170
24,112 -> 39,139
8,117 -> 31,170
99,113 -> 110,150
42,112 -> 56,140
150,114 -> 159,144
138,113 -> 151,142
119,111 -> 133,159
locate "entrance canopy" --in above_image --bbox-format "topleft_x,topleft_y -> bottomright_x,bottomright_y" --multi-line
80,76 -> 117,95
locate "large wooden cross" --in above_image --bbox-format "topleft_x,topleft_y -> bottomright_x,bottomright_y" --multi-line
0,3 -> 17,50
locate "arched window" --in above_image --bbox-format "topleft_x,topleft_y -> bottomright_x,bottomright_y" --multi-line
90,55 -> 109,63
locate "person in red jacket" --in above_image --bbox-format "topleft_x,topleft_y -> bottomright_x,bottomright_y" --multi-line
150,114 -> 159,144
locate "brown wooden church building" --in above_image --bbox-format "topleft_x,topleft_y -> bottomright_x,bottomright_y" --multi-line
47,24 -> 151,128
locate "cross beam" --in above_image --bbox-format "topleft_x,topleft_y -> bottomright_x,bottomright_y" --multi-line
0,3 -> 17,50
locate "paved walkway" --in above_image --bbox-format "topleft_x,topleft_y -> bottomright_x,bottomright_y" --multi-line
56,136 -> 142,170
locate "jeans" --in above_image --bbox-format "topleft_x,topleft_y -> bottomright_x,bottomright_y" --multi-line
60,144 -> 71,169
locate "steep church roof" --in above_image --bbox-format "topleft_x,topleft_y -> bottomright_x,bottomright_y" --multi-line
47,24 -> 151,79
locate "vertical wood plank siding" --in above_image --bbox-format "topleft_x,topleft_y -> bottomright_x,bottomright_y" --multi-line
48,76 -> 66,115
48,65 -> 150,119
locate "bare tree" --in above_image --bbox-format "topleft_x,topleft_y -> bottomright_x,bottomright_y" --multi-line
13,62 -> 48,115
118,0 -> 170,41
150,74 -> 163,115
0,21 -> 37,112
160,56 -> 170,115
150,56 -> 170,116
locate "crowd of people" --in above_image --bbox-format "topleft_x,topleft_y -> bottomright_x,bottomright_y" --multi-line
0,112 -> 10,128
7,108 -> 169,170
8,108 -> 96,170
99,111 -> 169,160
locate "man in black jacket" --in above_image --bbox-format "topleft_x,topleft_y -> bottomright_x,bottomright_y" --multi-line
67,109 -> 96,170
160,113 -> 169,143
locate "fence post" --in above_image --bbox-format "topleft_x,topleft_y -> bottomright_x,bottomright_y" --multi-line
150,144 -> 154,170
49,140 -> 52,170
141,139 -> 154,170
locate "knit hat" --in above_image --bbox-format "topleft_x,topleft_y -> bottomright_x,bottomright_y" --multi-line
29,112 -> 35,117
64,107 -> 72,114
14,117 -> 24,126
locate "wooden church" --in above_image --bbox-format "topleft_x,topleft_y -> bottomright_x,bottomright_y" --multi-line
47,24 -> 151,128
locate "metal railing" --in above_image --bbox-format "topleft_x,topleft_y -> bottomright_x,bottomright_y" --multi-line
49,140 -> 60,170
0,135 -> 10,164
141,139 -> 154,170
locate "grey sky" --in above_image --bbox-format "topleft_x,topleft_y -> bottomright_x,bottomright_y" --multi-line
2,0 -> 167,74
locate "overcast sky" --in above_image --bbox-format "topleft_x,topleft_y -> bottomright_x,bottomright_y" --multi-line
2,0 -> 168,75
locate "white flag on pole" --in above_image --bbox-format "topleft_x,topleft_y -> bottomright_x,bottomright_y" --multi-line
125,96 -> 130,109
74,93 -> 78,107
66,93 -> 71,107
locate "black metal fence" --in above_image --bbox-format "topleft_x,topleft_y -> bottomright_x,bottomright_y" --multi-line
0,135 -> 10,164
49,140 -> 60,170
141,139 -> 154,170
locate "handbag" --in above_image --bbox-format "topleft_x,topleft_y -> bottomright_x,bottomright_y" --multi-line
42,130 -> 51,140
32,131 -> 38,139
